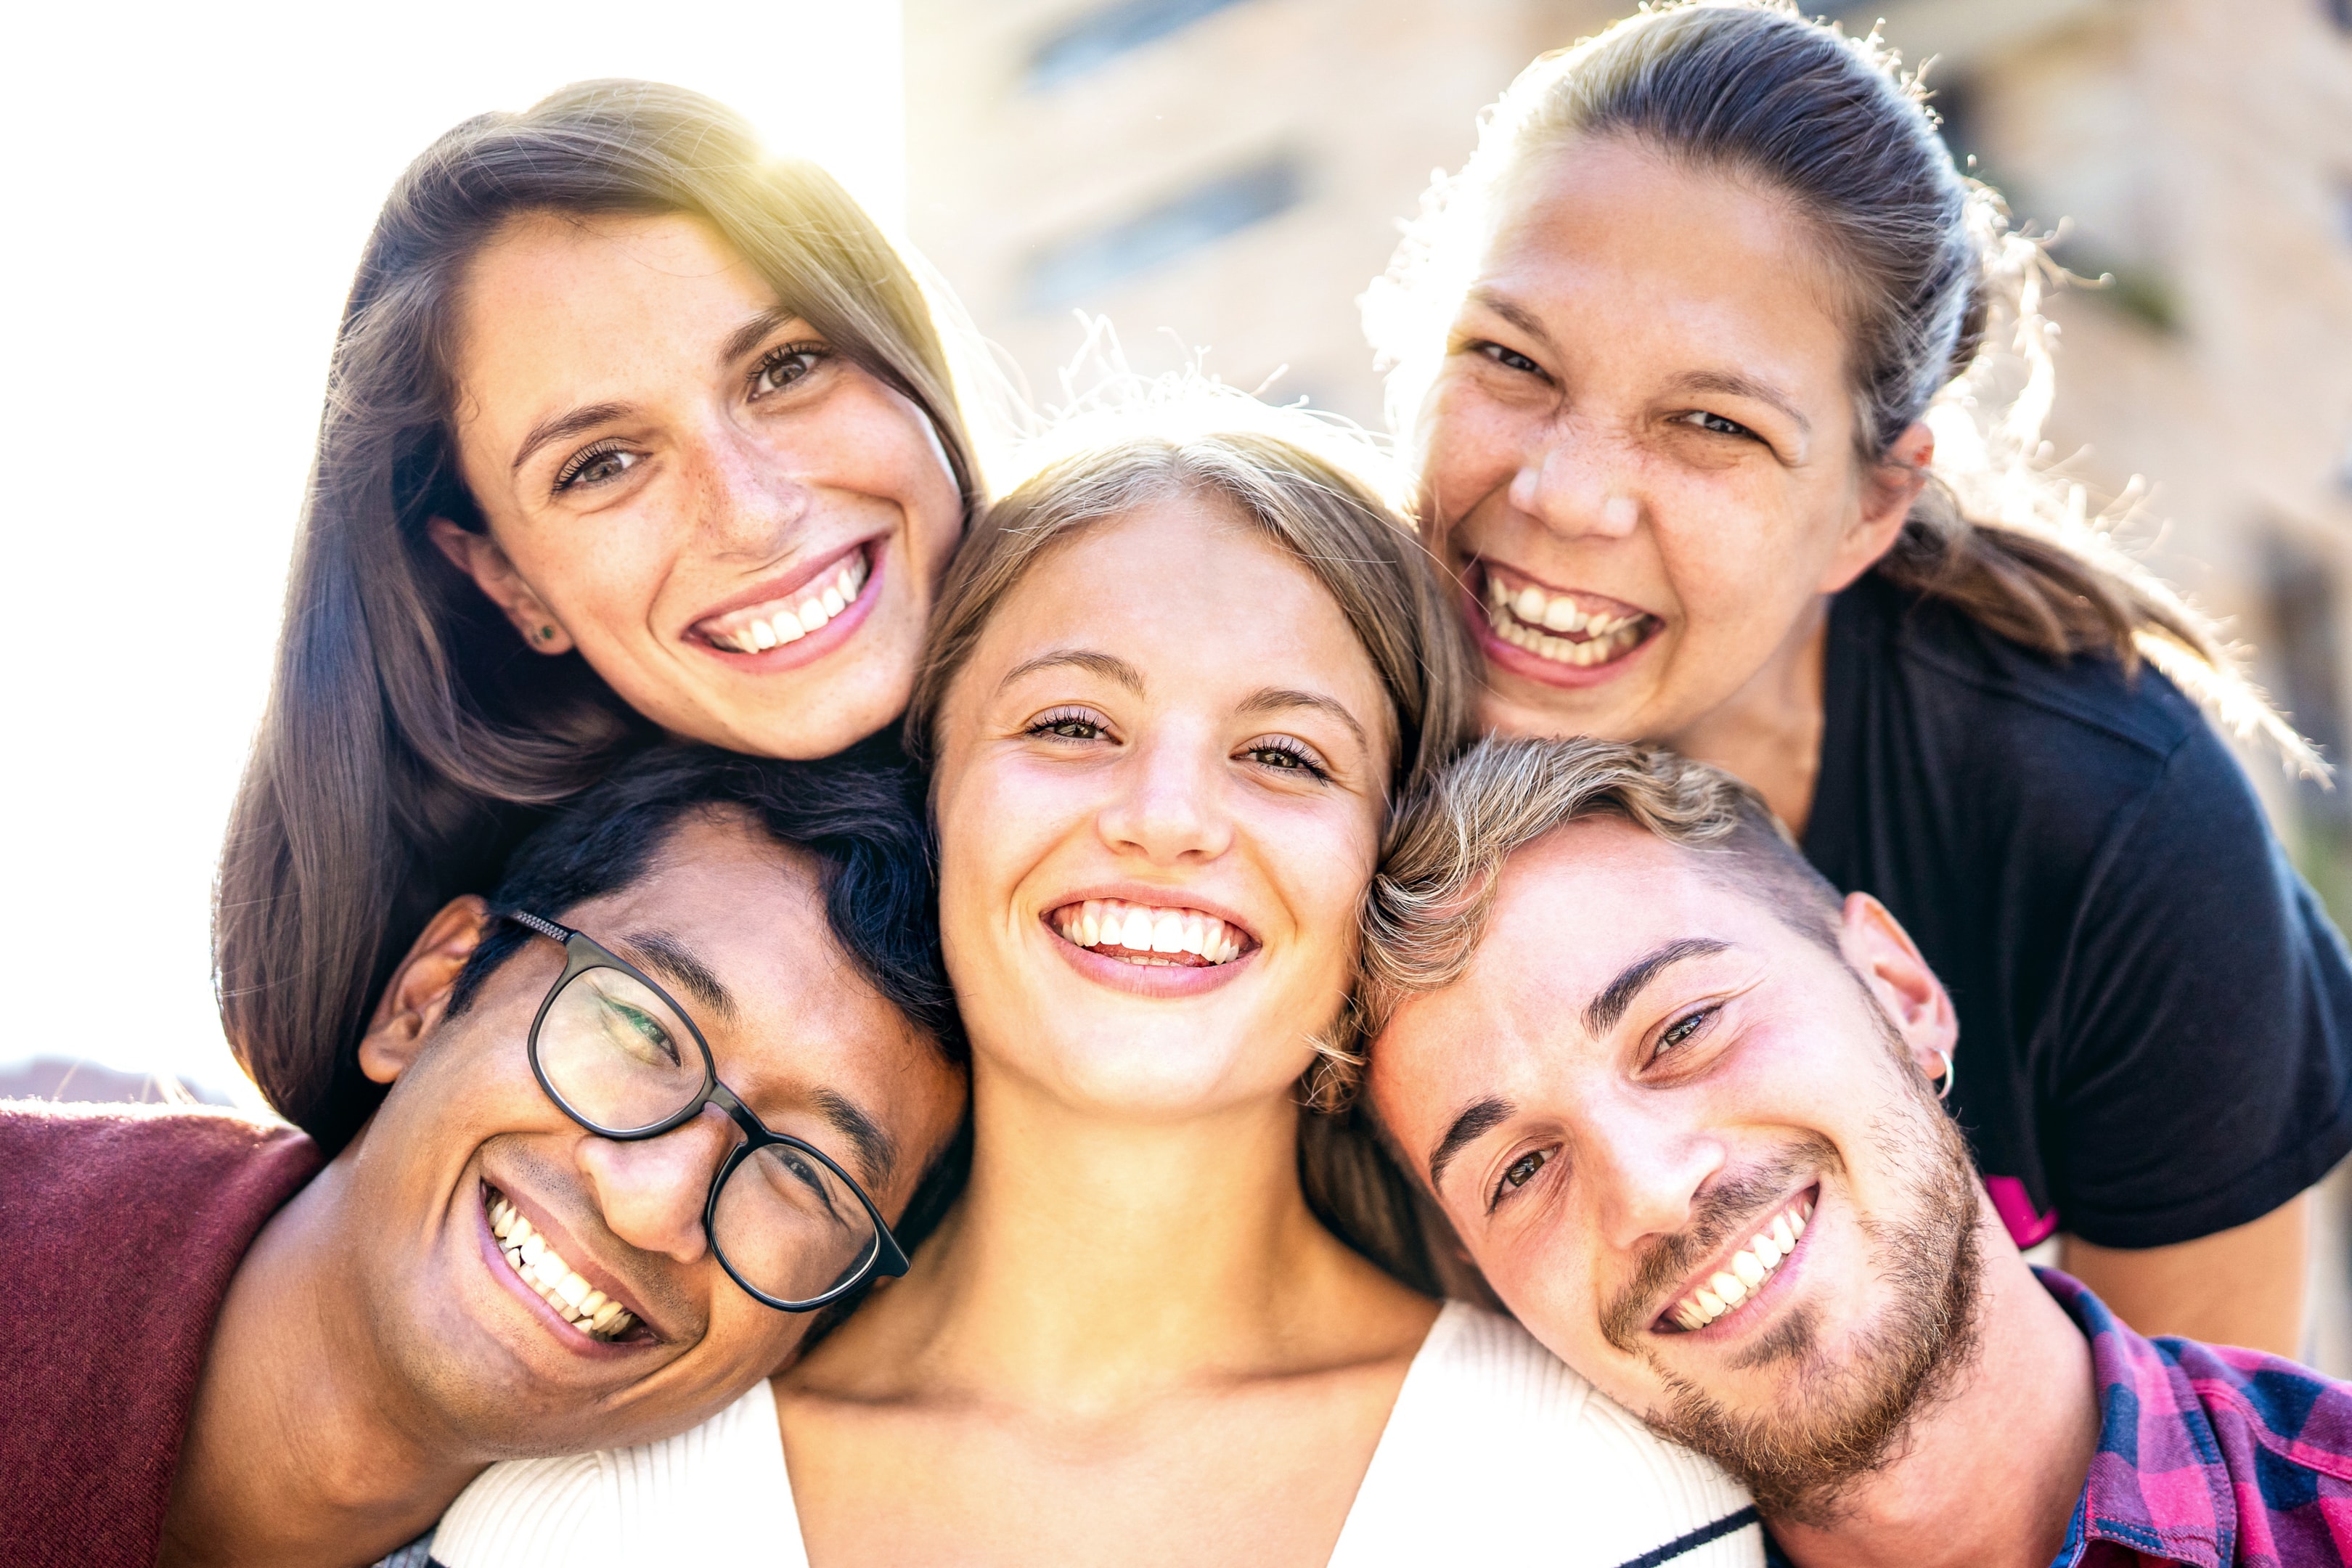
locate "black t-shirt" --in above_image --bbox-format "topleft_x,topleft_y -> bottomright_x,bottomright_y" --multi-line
1803,571 -> 2352,1249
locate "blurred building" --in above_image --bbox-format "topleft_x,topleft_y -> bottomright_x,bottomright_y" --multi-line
906,0 -> 2352,1355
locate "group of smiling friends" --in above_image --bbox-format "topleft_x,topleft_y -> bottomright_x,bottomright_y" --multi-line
17,4 -> 2352,1566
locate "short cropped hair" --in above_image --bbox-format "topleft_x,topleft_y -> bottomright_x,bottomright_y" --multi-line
1354,737 -> 1845,1062
449,741 -> 960,1063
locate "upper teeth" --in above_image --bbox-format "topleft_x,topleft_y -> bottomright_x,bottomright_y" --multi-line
1667,1194 -> 1813,1332
1050,899 -> 1246,965
1482,571 -> 1649,667
487,1188 -> 638,1342
704,552 -> 870,653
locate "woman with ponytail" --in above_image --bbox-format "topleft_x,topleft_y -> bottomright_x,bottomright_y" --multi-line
1367,0 -> 2352,1353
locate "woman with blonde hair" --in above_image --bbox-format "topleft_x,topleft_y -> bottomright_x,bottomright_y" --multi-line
1366,0 -> 2352,1352
433,389 -> 1762,1565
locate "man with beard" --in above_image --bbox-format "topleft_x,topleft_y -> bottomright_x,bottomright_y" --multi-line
1360,736 -> 2352,1567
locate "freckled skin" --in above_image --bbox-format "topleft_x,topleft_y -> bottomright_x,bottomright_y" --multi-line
1413,137 -> 1927,788
435,212 -> 964,758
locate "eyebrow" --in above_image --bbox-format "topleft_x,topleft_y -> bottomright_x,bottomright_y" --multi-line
511,401 -> 635,475
616,929 -> 739,1028
1428,1095 -> 1515,1189
1582,938 -> 1732,1037
1665,369 -> 1812,438
720,305 -> 800,369
1463,287 -> 1559,355
809,1087 -> 898,1189
999,648 -> 1145,694
1237,687 -> 1368,751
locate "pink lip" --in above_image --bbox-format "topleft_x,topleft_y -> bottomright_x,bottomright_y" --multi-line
1653,1184 -> 1818,1342
1038,884 -> 1263,1000
1464,563 -> 1662,693
476,1181 -> 662,1357
687,539 -> 886,677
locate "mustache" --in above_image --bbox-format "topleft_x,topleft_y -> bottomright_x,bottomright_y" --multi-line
1599,1133 -> 1840,1352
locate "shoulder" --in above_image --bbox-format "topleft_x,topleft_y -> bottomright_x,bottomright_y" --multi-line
1332,1303 -> 1760,1566
432,1381 -> 793,1567
0,1099 -> 318,1201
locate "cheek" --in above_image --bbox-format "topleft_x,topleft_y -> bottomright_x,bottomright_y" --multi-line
1418,380 -> 1526,536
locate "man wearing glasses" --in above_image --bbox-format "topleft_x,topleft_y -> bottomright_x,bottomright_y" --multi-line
6,747 -> 969,1568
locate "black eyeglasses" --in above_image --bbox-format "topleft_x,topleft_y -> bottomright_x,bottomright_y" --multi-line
502,909 -> 909,1312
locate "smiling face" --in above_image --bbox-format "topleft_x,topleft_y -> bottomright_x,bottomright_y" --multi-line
930,498 -> 1393,1116
1368,820 -> 1981,1512
437,211 -> 964,759
343,812 -> 965,1455
1415,136 -> 1922,743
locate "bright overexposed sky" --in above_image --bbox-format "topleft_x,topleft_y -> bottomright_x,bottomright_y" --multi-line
0,1 -> 904,1108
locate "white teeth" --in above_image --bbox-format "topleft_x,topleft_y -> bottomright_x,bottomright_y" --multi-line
483,1187 -> 639,1343
1050,898 -> 1248,966
1666,1196 -> 1814,1333
1483,573 -> 1651,669
701,551 -> 870,653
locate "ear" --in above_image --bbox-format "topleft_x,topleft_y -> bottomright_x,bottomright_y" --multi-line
424,516 -> 576,656
1835,890 -> 1958,1086
1818,420 -> 1934,595
359,896 -> 493,1086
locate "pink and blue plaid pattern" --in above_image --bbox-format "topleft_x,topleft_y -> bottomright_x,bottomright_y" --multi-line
1763,1270 -> 2352,1565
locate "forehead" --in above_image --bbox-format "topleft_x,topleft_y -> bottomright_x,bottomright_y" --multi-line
454,212 -> 772,404
1476,136 -> 1847,372
561,812 -> 928,1090
971,498 -> 1389,716
1373,821 -> 1780,1112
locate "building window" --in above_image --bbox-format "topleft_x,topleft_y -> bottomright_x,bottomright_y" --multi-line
1021,155 -> 1305,309
1027,0 -> 1255,91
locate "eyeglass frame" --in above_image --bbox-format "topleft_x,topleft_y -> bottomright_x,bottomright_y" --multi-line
500,907 -> 911,1312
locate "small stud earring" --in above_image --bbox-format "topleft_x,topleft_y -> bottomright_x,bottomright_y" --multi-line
536,626 -> 557,643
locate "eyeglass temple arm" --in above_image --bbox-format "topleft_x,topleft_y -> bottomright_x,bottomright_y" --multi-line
505,910 -> 573,944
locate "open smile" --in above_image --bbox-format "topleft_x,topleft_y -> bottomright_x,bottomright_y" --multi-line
687,540 -> 879,663
483,1182 -> 655,1346
1657,1185 -> 1816,1334
1047,898 -> 1254,968
1471,562 -> 1660,679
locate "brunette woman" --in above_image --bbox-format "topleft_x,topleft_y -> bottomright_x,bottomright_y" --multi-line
430,392 -> 1761,1565
216,81 -> 984,1154
1364,0 -> 2352,1352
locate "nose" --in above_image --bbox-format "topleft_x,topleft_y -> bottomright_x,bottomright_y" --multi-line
1095,726 -> 1235,866
1584,1096 -> 1727,1257
575,1104 -> 736,1265
1506,425 -> 1645,544
687,419 -> 814,561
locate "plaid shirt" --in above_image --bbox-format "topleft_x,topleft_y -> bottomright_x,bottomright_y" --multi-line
1762,1270 -> 2352,1567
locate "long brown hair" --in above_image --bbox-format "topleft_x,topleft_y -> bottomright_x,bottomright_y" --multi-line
217,81 -> 984,1153
1365,0 -> 2314,769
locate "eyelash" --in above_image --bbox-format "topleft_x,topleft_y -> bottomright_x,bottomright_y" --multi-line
1024,707 -> 1109,743
752,340 -> 830,398
1491,1146 -> 1555,1211
552,438 -> 632,494
1653,1004 -> 1718,1059
1238,735 -> 1331,780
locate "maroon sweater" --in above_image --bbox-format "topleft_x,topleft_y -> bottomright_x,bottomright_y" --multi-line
2,1101 -> 321,1567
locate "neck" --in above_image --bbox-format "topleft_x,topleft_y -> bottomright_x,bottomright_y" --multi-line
1771,1205 -> 2100,1568
859,1059 -> 1402,1408
1664,594 -> 1831,836
160,1156 -> 477,1568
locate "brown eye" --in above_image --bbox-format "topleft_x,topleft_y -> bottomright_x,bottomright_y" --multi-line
1658,1008 -> 1712,1053
1504,1150 -> 1548,1188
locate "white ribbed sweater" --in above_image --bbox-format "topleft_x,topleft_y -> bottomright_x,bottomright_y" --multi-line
435,1302 -> 1760,1567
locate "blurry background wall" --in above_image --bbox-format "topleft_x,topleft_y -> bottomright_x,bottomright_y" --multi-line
902,0 -> 2352,1362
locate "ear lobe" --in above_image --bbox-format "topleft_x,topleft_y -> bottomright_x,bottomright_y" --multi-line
1837,890 -> 1959,1080
422,515 -> 575,656
358,896 -> 493,1086
1818,420 -> 1935,595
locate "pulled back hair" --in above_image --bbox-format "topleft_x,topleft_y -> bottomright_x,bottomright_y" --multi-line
1364,0 -> 2311,769
217,81 -> 985,1153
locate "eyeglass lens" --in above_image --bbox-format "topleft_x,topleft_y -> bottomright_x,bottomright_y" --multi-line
536,960 -> 881,1305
